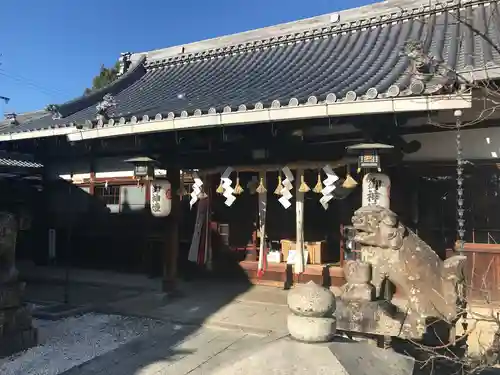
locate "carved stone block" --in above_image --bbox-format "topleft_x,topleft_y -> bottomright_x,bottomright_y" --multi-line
0,282 -> 24,309
287,281 -> 336,317
343,260 -> 371,284
287,313 -> 336,343
341,260 -> 375,302
335,299 -> 426,340
1,305 -> 33,333
0,212 -> 19,284
0,211 -> 37,358
341,283 -> 375,302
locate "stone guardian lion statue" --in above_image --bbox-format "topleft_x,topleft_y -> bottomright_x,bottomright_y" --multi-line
352,205 -> 466,323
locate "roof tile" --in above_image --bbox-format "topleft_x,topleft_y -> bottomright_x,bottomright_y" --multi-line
3,0 -> 498,136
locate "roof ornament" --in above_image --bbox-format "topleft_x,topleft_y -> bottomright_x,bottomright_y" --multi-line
402,40 -> 439,76
4,113 -> 18,126
96,93 -> 117,121
117,52 -> 132,76
45,104 -> 62,120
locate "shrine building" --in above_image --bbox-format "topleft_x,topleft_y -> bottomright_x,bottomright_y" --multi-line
3,0 -> 500,298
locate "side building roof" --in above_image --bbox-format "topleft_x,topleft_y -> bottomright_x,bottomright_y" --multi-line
1,0 -> 496,140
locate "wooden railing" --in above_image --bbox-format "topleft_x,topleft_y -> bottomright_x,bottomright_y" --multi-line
448,242 -> 500,303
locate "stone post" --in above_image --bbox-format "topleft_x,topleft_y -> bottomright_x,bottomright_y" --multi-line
0,212 -> 37,357
360,172 -> 392,299
287,281 -> 336,342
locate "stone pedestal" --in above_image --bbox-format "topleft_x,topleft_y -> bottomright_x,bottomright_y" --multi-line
287,281 -> 336,342
340,260 -> 375,302
0,282 -> 37,358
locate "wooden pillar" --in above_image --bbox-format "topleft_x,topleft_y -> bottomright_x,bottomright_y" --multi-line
257,171 -> 267,276
295,168 -> 305,275
163,167 -> 180,293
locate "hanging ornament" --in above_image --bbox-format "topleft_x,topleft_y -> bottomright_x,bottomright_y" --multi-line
298,173 -> 310,193
220,167 -> 236,206
342,166 -> 358,189
256,175 -> 267,194
233,173 -> 244,195
274,173 -> 284,195
455,110 -> 465,253
104,180 -> 109,190
313,170 -> 323,193
319,165 -> 339,210
216,178 -> 224,194
190,172 -> 203,208
278,166 -> 294,209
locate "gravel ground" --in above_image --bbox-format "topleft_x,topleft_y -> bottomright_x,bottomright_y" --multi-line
0,313 -> 165,375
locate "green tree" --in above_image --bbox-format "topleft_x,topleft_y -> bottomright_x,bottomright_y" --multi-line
84,61 -> 120,95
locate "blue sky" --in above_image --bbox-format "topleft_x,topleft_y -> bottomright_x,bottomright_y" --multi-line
1,0 -> 377,114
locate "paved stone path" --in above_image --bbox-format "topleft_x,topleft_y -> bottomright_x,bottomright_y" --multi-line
61,324 -> 285,375
98,283 -> 290,335
23,279 -> 290,375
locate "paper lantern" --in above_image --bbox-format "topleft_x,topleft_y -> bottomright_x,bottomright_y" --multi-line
150,180 -> 172,217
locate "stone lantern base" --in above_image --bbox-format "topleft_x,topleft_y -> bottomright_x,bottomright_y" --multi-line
0,281 -> 37,358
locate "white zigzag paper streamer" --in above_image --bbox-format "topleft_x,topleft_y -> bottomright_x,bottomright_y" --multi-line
190,172 -> 204,208
221,167 -> 236,207
278,166 -> 294,209
319,165 -> 339,210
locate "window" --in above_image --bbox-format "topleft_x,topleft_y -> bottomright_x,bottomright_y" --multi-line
94,185 -> 120,205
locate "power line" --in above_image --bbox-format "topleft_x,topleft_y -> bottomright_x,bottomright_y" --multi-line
0,70 -> 70,100
0,53 -> 73,102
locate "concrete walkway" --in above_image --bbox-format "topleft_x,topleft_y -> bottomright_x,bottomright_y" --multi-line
99,284 -> 289,334
19,264 -> 500,373
19,265 -> 291,375
60,323 -> 286,375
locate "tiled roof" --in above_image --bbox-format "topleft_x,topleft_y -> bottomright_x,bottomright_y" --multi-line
0,152 -> 43,168
0,158 -> 43,168
3,0 -> 498,136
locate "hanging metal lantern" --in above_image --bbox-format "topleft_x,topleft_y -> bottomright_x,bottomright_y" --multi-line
346,143 -> 394,172
124,156 -> 158,182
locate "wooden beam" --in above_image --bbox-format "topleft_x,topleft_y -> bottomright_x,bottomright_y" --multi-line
162,167 -> 180,293
199,158 -> 356,175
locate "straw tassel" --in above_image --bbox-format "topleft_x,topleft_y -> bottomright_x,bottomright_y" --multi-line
256,176 -> 267,194
313,170 -> 323,193
298,173 -> 310,193
233,173 -> 244,195
216,179 -> 224,194
342,173 -> 358,189
274,173 -> 283,195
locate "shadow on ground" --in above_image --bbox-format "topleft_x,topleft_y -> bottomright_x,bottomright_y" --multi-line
18,249 -> 265,375
391,336 -> 500,375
